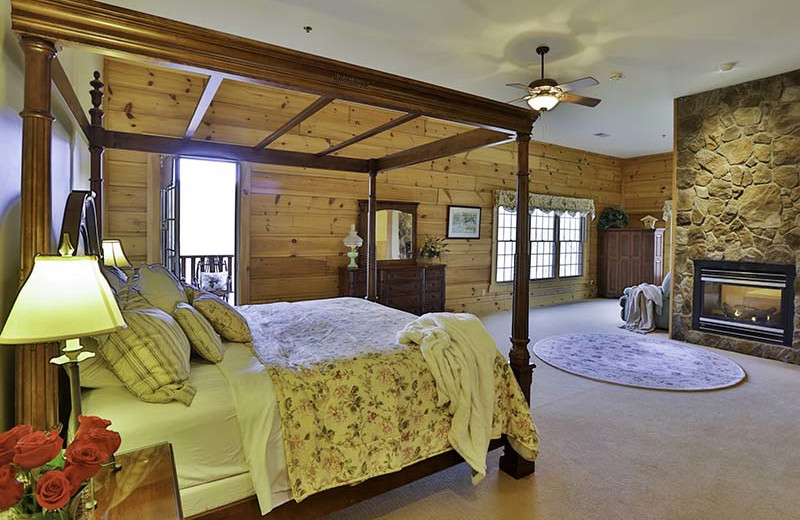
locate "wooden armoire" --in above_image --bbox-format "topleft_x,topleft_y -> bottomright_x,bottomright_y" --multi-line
598,228 -> 665,297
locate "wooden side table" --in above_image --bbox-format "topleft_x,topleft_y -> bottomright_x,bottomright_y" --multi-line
93,442 -> 183,519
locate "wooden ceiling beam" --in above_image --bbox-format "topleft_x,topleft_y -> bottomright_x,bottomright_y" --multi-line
253,95 -> 332,150
100,130 -> 371,173
316,112 -> 419,156
375,128 -> 513,172
51,57 -> 90,139
10,0 -> 537,133
184,74 -> 223,139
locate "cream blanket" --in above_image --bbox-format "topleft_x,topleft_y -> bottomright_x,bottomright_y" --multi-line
623,283 -> 663,333
397,313 -> 497,483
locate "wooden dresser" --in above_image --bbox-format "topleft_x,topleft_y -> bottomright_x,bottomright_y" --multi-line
598,228 -> 664,298
339,264 -> 445,315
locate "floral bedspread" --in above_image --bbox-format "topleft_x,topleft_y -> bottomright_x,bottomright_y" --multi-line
238,297 -> 539,502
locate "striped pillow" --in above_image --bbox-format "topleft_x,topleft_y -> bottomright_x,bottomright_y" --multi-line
99,308 -> 195,405
173,302 -> 224,363
193,293 -> 252,343
137,264 -> 188,313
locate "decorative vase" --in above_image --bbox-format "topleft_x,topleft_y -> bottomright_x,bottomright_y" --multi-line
10,481 -> 95,520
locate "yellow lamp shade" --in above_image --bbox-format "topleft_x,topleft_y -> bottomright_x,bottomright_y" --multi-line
102,239 -> 132,268
0,255 -> 125,344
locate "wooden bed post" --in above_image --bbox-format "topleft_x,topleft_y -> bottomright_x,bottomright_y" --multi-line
366,162 -> 378,301
89,71 -> 105,236
15,36 -> 60,429
499,131 -> 535,479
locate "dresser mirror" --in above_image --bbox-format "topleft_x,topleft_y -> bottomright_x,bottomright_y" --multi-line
358,201 -> 419,264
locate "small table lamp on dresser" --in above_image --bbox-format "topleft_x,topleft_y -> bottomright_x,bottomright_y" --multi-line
102,239 -> 132,271
0,255 -> 126,438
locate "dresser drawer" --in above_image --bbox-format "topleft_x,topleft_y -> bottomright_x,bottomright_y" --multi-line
385,280 -> 421,295
425,278 -> 443,293
383,293 -> 421,314
424,266 -> 445,280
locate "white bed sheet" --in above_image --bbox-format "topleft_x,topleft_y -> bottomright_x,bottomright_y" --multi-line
81,344 -> 291,517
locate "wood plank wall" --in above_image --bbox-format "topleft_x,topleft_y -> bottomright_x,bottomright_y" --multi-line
100,58 -> 681,314
620,152 -> 673,225
104,141 -> 622,314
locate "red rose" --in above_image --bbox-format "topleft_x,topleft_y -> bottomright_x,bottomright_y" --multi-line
0,464 -> 24,509
0,425 -> 33,466
13,430 -> 63,470
64,463 -> 99,495
75,415 -> 111,439
82,428 -> 121,456
65,438 -> 109,468
35,470 -> 72,510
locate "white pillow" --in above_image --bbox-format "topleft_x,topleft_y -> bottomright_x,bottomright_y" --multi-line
137,264 -> 188,313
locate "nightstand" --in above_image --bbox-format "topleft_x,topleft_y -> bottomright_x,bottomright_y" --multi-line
93,442 -> 183,519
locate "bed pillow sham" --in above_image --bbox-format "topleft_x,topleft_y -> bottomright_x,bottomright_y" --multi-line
78,337 -> 125,388
137,264 -> 188,313
173,302 -> 225,363
192,293 -> 252,343
101,265 -> 128,292
98,308 -> 196,405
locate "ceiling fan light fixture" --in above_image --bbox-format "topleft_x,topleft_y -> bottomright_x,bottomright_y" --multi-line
527,94 -> 560,111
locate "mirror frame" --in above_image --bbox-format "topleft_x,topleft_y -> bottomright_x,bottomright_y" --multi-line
358,200 -> 419,266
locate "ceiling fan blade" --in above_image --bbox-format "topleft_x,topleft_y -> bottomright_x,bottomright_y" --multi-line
506,95 -> 532,104
561,93 -> 601,107
505,83 -> 532,91
558,76 -> 599,92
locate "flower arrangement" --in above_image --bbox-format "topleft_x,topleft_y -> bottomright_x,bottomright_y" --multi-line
598,206 -> 629,230
0,415 -> 120,519
419,235 -> 449,260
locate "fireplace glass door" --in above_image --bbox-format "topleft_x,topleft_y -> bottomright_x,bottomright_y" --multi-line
702,282 -> 783,329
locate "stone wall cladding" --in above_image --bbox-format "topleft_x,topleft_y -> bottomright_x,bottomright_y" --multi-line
673,69 -> 800,364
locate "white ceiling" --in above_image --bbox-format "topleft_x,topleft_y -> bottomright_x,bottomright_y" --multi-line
101,0 -> 800,158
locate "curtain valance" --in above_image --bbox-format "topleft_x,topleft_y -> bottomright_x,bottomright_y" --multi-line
495,190 -> 596,219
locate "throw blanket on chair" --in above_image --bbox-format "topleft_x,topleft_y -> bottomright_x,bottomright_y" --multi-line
623,284 -> 663,333
397,313 -> 496,483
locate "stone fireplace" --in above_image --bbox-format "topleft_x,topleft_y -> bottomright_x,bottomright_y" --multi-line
692,260 -> 795,346
673,68 -> 800,364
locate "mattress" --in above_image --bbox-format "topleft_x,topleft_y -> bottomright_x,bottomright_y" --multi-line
81,343 -> 291,517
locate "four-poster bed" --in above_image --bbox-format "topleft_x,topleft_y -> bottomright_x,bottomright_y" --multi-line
10,0 -> 539,517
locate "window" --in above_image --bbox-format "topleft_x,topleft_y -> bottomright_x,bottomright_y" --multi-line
494,208 -> 585,283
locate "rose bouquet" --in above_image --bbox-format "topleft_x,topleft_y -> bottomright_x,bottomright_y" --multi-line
0,415 -> 120,519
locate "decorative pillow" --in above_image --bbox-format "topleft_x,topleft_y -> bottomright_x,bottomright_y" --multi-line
115,286 -> 152,311
137,264 -> 187,313
193,293 -> 252,343
199,272 -> 228,298
173,302 -> 224,363
182,282 -> 201,304
99,308 -> 195,405
101,265 -> 128,292
79,337 -> 124,388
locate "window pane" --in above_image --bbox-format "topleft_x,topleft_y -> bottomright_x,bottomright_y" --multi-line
496,207 -> 516,283
530,209 -> 555,280
558,214 -> 584,277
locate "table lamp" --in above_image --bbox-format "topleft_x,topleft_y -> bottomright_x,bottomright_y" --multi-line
0,255 -> 126,439
102,239 -> 132,269
343,224 -> 363,269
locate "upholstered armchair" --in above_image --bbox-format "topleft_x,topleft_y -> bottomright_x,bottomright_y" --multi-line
619,271 -> 671,330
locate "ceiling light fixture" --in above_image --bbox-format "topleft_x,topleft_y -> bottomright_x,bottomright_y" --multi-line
527,89 -> 562,111
608,72 -> 624,81
719,61 -> 737,72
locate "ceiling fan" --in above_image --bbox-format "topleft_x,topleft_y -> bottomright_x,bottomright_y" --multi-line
507,45 -> 601,111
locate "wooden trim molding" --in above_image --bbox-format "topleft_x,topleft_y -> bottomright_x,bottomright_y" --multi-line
10,0 -> 536,133
184,74 -> 223,139
253,95 -> 333,150
375,128 -> 513,172
99,130 -> 372,173
146,153 -> 161,263
237,162 -> 252,305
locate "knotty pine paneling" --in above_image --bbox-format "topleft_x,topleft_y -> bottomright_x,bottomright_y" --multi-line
621,152 -> 673,225
101,58 -> 633,313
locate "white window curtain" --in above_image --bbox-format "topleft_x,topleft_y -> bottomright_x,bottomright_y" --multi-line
495,190 -> 596,220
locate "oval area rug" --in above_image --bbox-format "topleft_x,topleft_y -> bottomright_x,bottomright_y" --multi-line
533,333 -> 746,391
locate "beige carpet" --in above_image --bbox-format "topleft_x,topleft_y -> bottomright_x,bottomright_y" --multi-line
321,299 -> 800,520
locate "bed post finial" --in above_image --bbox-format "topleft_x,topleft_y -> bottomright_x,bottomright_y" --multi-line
89,70 -> 105,235
499,130 -> 535,479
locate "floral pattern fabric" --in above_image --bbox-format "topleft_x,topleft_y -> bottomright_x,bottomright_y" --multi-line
496,189 -> 596,219
239,298 -> 538,501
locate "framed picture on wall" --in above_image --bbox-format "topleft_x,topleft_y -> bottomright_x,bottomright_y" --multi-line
447,205 -> 481,239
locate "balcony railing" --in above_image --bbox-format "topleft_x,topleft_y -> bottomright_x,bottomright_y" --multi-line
179,254 -> 235,302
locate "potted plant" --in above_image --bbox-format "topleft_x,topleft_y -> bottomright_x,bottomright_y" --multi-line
599,206 -> 629,229
419,235 -> 449,264
0,415 -> 121,519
